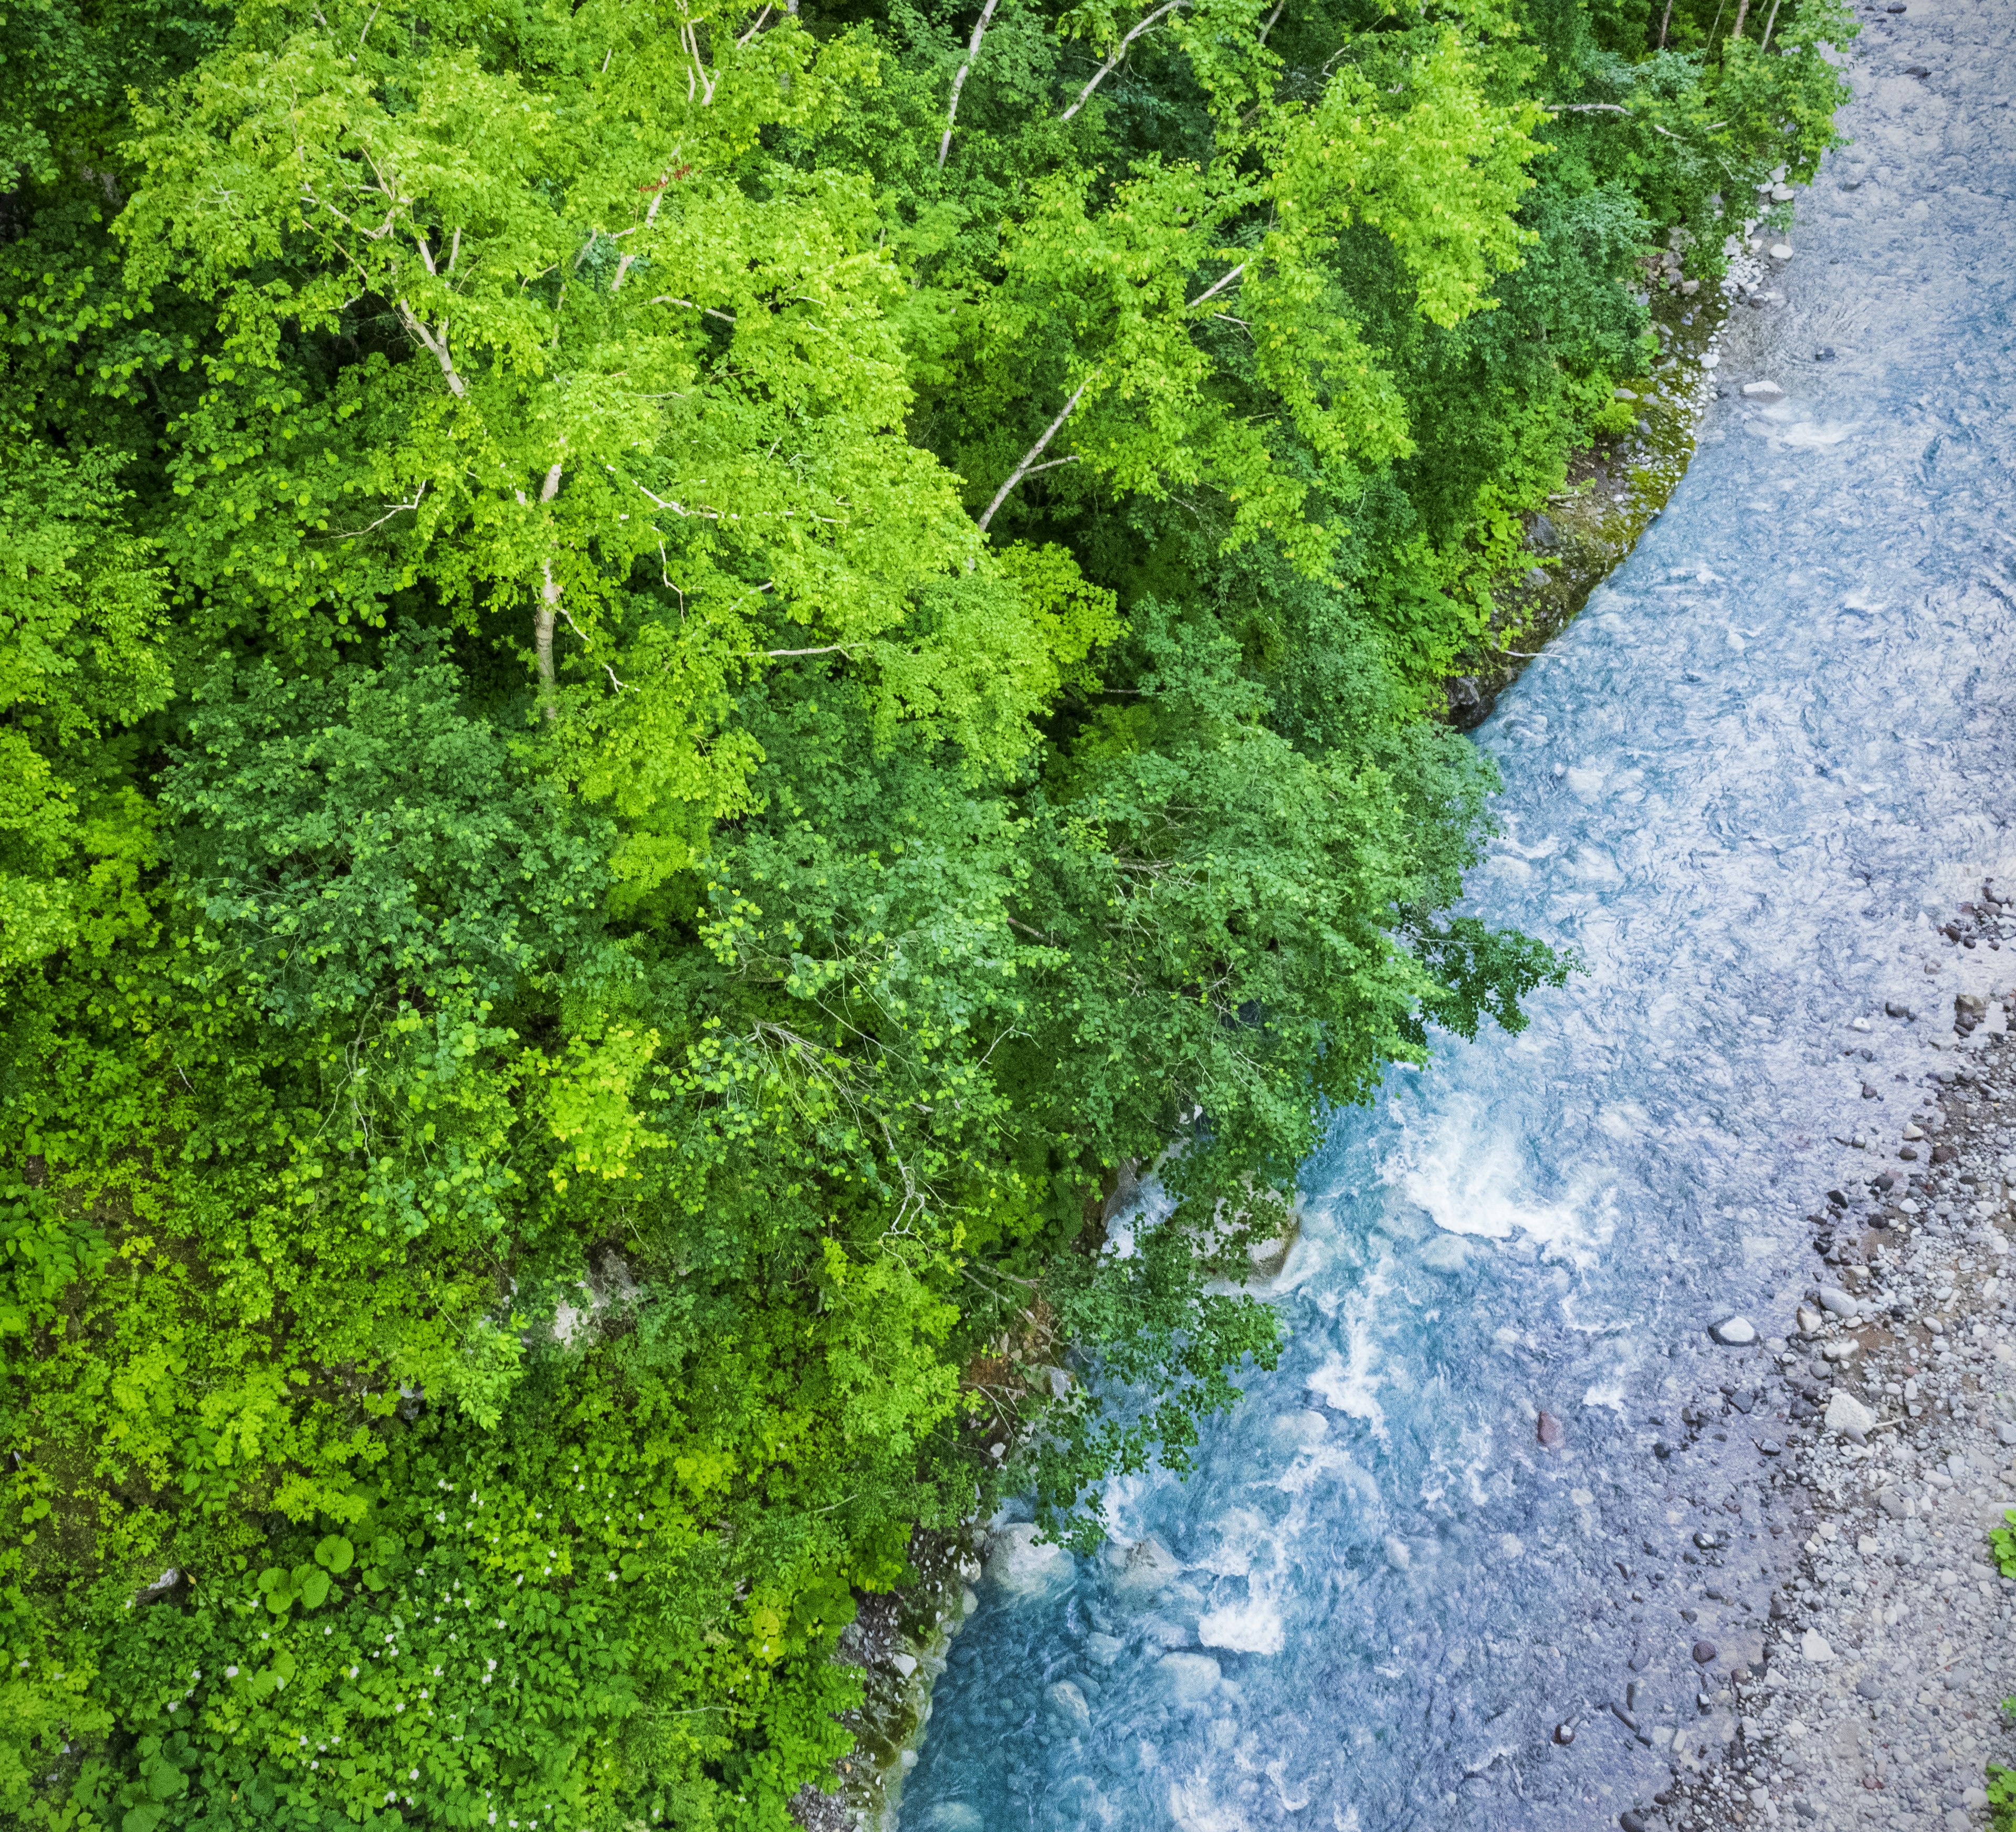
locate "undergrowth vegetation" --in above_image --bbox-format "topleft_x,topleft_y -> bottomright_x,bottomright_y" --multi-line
0,0 -> 1850,1823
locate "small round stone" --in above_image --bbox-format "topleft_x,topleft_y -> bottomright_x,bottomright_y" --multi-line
1692,1640 -> 1718,1664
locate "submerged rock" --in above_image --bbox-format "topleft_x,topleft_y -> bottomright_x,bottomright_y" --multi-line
1157,1652 -> 1222,1704
1711,1315 -> 1758,1345
1104,1534 -> 1180,1598
986,1524 -> 1073,1596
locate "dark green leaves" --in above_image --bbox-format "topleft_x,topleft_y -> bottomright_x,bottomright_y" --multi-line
163,638 -> 612,1022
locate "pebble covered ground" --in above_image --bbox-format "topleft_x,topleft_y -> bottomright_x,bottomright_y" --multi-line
1644,888 -> 2016,1832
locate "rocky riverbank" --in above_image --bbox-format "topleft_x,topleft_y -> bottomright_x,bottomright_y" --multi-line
1619,891 -> 2016,1832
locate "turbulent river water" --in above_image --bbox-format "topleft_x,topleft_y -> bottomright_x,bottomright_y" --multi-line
898,6 -> 2016,1828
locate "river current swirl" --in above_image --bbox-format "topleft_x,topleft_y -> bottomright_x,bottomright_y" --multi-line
899,7 -> 2016,1827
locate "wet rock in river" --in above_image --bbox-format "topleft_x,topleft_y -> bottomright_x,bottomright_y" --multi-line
988,1525 -> 1074,1596
1710,1315 -> 1758,1345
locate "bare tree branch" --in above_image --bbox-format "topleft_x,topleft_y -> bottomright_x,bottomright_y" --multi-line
394,300 -> 466,396
1540,102 -> 1722,140
513,463 -> 566,717
1060,0 -> 1189,122
1185,260 -> 1246,310
939,0 -> 1002,168
326,480 -> 428,541
976,376 -> 1093,532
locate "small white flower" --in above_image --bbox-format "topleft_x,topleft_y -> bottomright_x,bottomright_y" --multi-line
409,1769 -> 419,1781
225,1666 -> 239,1679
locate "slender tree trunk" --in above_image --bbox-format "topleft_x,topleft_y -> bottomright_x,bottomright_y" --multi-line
1730,0 -> 1751,41
1760,0 -> 1784,47
1656,0 -> 1675,47
939,0 -> 1001,168
519,462 -> 565,717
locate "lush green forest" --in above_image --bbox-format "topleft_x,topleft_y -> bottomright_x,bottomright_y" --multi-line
0,0 -> 1848,1823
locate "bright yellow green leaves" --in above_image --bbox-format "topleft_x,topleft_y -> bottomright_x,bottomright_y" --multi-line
992,541 -> 1120,694
1271,34 -> 1544,331
538,1024 -> 665,1193
977,24 -> 1540,570
121,0 -> 978,814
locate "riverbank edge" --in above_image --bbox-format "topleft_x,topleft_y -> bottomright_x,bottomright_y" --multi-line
791,215 -> 1777,1832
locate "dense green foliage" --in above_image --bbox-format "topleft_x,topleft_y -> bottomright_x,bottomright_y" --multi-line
1,0 -> 1850,1823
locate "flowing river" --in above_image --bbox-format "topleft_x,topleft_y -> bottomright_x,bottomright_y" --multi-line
898,5 -> 2016,1827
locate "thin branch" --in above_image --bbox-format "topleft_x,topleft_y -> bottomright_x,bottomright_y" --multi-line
682,20 -> 718,105
758,644 -> 855,658
648,294 -> 737,325
358,1 -> 382,44
394,301 -> 466,396
1059,0 -> 1189,122
737,3 -> 773,46
326,480 -> 428,540
976,376 -> 1093,532
1186,260 -> 1247,310
1540,102 -> 1721,141
1256,0 -> 1285,44
938,0 -> 1001,168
